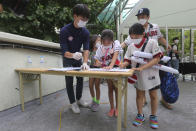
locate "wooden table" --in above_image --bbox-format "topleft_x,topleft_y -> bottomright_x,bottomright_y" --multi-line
15,68 -> 134,131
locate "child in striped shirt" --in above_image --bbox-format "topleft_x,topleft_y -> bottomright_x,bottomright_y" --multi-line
94,29 -> 122,117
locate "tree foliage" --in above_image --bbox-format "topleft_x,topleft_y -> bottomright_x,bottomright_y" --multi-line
161,29 -> 196,55
0,0 -> 115,42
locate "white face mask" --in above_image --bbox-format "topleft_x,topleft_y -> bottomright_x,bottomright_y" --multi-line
174,40 -> 179,44
138,19 -> 147,25
95,42 -> 101,48
77,20 -> 88,28
132,38 -> 142,45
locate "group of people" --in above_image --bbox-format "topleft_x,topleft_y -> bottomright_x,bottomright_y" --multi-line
60,4 -> 180,129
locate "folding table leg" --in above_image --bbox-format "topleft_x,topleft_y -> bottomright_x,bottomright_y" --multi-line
117,77 -> 122,131
39,74 -> 43,104
19,72 -> 25,112
124,78 -> 128,128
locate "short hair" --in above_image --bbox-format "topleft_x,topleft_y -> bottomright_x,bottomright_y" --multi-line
173,37 -> 179,41
73,4 -> 90,19
129,23 -> 145,35
89,34 -> 100,52
101,29 -> 114,41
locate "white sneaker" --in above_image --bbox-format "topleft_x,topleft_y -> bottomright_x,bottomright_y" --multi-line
77,99 -> 89,108
71,102 -> 80,114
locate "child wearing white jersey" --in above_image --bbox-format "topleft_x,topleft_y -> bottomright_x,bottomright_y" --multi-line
120,23 -> 163,129
94,29 -> 122,117
121,8 -> 170,109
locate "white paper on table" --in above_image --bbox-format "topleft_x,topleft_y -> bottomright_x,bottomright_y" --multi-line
48,67 -> 81,71
89,68 -> 130,72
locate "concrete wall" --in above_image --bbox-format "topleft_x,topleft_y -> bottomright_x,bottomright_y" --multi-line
0,48 -> 67,111
0,32 -> 88,111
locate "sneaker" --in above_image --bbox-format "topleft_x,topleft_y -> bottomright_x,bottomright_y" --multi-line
149,115 -> 159,129
133,114 -> 145,127
91,103 -> 100,112
88,100 -> 96,109
107,109 -> 115,117
71,102 -> 80,114
77,99 -> 89,108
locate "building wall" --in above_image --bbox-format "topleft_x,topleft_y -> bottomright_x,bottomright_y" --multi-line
0,47 -> 87,111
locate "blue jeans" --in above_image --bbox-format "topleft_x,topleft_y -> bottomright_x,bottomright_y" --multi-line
170,59 -> 179,79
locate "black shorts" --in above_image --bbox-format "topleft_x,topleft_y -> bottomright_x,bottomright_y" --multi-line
134,85 -> 160,91
149,85 -> 160,91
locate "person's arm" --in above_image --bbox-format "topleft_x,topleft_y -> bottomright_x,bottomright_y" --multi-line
134,39 -> 162,71
133,57 -> 160,72
83,50 -> 89,63
119,45 -> 132,68
106,51 -> 119,69
121,42 -> 127,49
121,35 -> 131,49
60,29 -> 73,58
158,37 -> 171,50
119,61 -> 129,69
82,31 -> 90,63
94,47 -> 102,67
64,52 -> 73,58
156,24 -> 171,50
94,59 -> 102,67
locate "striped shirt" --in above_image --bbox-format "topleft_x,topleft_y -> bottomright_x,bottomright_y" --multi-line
94,40 -> 122,66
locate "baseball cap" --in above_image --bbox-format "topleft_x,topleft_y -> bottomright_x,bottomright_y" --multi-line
136,8 -> 150,16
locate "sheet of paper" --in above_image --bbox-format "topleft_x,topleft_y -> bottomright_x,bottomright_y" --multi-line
89,68 -> 130,72
48,67 -> 81,71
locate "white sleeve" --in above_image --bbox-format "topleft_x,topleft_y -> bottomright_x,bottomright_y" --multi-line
159,46 -> 165,53
114,40 -> 123,53
151,39 -> 162,57
124,46 -> 132,60
94,47 -> 102,61
124,36 -> 132,46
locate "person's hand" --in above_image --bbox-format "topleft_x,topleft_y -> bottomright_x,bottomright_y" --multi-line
119,63 -> 126,69
94,60 -> 102,67
166,45 -> 172,51
81,63 -> 89,70
132,67 -> 144,72
72,52 -> 82,60
103,65 -> 113,70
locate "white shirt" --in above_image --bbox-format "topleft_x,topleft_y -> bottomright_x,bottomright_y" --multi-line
95,40 -> 122,66
171,44 -> 178,59
124,38 -> 162,90
124,23 -> 163,46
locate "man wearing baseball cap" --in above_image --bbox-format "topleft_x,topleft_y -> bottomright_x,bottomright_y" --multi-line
121,8 -> 171,50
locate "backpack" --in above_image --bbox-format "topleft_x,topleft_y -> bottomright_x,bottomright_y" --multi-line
160,71 -> 179,104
